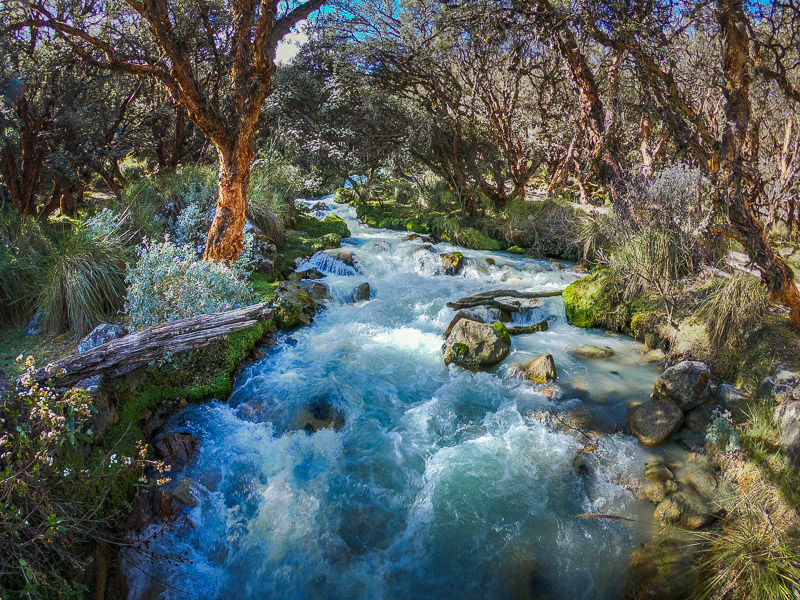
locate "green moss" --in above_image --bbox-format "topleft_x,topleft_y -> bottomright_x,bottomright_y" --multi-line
333,187 -> 357,204
406,220 -> 430,234
507,246 -> 526,254
453,342 -> 469,356
248,273 -> 281,302
562,272 -> 607,328
295,213 -> 351,239
100,319 -> 272,457
492,322 -> 512,346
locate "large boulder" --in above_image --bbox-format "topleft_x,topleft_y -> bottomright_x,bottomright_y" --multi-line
773,401 -> 800,468
520,354 -> 557,383
274,281 -> 317,330
78,323 -> 126,354
653,360 -> 711,411
629,399 -> 684,445
442,319 -> 511,370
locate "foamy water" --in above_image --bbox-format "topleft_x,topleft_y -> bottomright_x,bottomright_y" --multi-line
125,198 -> 674,599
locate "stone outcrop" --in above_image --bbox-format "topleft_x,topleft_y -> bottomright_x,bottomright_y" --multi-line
274,281 -> 317,330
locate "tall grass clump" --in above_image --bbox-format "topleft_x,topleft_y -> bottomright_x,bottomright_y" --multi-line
694,506 -> 800,600
609,228 -> 694,302
38,210 -> 132,337
0,214 -> 52,325
502,197 -> 585,259
249,152 -> 302,242
696,272 -> 768,349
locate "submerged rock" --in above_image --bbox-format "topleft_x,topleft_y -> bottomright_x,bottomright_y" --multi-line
653,360 -> 711,411
630,399 -> 684,445
521,354 -> 557,383
440,252 -> 464,275
654,494 -> 686,524
567,345 -> 615,360
442,319 -> 510,370
295,398 -> 345,433
350,282 -> 371,302
274,281 -> 317,330
78,323 -> 126,353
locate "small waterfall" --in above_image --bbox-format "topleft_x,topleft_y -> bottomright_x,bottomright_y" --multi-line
298,251 -> 358,276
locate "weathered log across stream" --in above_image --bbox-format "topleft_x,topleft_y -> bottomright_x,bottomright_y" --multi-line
446,289 -> 564,311
32,303 -> 273,387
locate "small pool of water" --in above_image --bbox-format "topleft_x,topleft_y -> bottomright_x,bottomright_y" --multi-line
125,199 -> 688,599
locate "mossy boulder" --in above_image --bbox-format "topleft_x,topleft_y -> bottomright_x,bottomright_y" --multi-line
321,233 -> 342,249
406,220 -> 430,234
562,271 -> 609,328
507,246 -> 526,254
274,281 -> 317,330
442,318 -> 511,370
295,213 -> 351,239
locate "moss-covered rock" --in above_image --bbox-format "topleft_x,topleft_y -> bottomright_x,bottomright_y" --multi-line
295,213 -> 351,239
625,536 -> 698,600
440,252 -> 464,275
507,246 -> 526,254
273,281 -> 317,330
492,322 -> 512,346
442,318 -> 510,370
321,233 -> 342,249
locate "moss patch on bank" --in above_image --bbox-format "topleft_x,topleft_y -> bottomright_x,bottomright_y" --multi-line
563,269 -> 800,387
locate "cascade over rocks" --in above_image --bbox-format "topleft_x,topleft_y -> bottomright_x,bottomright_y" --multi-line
629,399 -> 685,445
653,361 -> 711,411
442,318 -> 510,370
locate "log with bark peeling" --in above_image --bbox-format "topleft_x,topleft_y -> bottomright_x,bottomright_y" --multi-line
446,289 -> 564,310
31,303 -> 273,387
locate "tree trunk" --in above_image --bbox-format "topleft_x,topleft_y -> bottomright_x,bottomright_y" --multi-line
717,0 -> 800,328
203,142 -> 253,264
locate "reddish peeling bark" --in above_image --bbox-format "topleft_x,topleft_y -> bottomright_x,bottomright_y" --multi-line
204,145 -> 253,264
716,0 -> 800,328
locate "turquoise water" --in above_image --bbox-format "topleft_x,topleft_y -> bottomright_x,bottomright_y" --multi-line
126,199 -> 667,599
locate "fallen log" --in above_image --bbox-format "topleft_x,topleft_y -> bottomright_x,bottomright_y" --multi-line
31,303 -> 273,387
447,289 -> 563,310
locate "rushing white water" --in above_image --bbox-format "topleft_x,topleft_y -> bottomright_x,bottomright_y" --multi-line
126,198 -> 678,599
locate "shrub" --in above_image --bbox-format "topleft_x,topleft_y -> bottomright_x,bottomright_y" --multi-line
0,357 -> 159,599
696,272 -> 767,349
705,408 -> 742,453
38,210 -> 132,337
125,238 -> 255,330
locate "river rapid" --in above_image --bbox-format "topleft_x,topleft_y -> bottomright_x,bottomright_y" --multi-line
126,198 -> 675,599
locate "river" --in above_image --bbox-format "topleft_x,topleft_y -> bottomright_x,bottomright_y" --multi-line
125,197 -> 671,599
